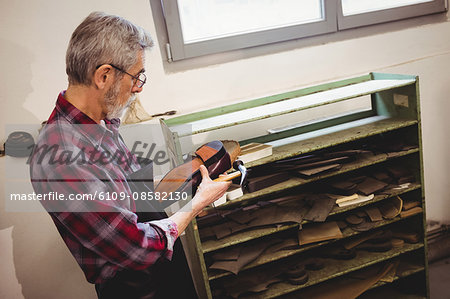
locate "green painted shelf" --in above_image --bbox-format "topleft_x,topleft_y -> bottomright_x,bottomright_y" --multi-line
159,73 -> 428,299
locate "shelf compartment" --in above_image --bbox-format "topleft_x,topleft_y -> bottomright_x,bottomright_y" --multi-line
202,182 -> 421,253
207,146 -> 419,211
244,243 -> 424,299
280,260 -> 425,299
167,78 -> 416,137
207,205 -> 422,280
245,117 -> 418,168
369,266 -> 424,291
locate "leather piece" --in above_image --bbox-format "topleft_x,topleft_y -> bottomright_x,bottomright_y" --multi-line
207,201 -> 307,240
331,180 -> 358,193
211,247 -> 241,261
397,175 -> 415,184
379,260 -> 400,283
195,140 -> 226,163
209,239 -> 280,275
246,204 -> 307,227
303,195 -> 336,222
323,247 -> 356,260
221,270 -> 284,298
351,220 -> 377,232
400,206 -> 423,218
379,196 -> 403,219
323,150 -> 371,159
346,214 -> 364,225
298,221 -> 343,246
386,165 -> 411,179
296,164 -> 341,177
266,238 -> 299,253
392,230 -> 420,243
295,262 -> 395,299
372,171 -> 393,183
287,272 -> 309,285
289,156 -> 351,171
357,177 -> 388,195
364,206 -> 383,222
225,209 -> 258,225
303,258 -> 325,271
248,148 -> 368,178
402,200 -> 421,211
337,220 -> 348,230
246,172 -> 290,193
206,153 -> 231,182
285,263 -> 306,278
391,238 -> 405,248
343,230 -> 384,250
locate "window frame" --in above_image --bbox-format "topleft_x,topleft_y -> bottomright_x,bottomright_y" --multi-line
162,0 -> 337,61
337,0 -> 447,30
160,0 -> 447,61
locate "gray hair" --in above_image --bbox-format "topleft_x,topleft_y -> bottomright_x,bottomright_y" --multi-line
66,11 -> 153,86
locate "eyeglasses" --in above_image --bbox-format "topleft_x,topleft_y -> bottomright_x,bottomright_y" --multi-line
97,64 -> 147,88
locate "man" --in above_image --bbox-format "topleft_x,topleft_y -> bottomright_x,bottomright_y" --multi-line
29,12 -> 230,298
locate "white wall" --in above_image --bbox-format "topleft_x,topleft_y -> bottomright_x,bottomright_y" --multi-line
1,0 -> 449,298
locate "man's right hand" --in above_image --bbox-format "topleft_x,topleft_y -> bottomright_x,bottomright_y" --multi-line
192,165 -> 231,215
169,164 -> 231,237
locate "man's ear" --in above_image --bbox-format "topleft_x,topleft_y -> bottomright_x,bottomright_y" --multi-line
93,65 -> 114,90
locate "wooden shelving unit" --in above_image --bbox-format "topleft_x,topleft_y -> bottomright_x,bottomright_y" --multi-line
160,73 -> 429,298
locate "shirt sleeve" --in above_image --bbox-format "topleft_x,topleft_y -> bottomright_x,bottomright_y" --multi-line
37,163 -> 179,270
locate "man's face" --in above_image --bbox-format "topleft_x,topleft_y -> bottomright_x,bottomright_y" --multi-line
105,51 -> 145,119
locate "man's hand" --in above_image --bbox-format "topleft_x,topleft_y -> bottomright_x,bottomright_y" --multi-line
169,164 -> 231,237
192,165 -> 231,215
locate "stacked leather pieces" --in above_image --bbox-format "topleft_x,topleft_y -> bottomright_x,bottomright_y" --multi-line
291,262 -> 396,299
197,195 -> 304,241
214,255 -> 326,297
202,197 -> 308,240
378,196 -> 403,219
298,221 -> 343,246
391,228 -> 421,244
209,238 -> 282,275
282,258 -> 325,286
343,196 -> 403,233
400,199 -> 423,218
244,149 -> 373,193
354,230 -> 396,253
330,175 -> 388,196
322,245 -> 357,260
291,150 -> 374,178
303,194 -> 336,223
284,263 -> 309,285
386,165 -> 416,185
217,267 -> 285,298
344,210 -> 378,232
246,171 -> 291,193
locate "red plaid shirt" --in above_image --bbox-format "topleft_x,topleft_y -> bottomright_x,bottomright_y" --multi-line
30,92 -> 178,284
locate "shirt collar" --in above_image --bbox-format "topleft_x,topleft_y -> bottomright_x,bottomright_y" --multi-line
55,91 -> 121,147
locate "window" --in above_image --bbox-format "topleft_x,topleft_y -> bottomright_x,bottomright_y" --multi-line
338,0 -> 447,29
161,0 -> 447,61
